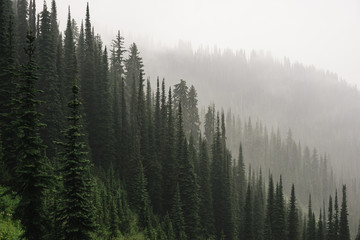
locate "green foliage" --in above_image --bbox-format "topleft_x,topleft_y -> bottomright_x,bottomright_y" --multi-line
0,186 -> 23,239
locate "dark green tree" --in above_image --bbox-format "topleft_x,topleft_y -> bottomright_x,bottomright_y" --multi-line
317,210 -> 324,240
0,0 -> 19,186
16,32 -> 49,240
162,87 -> 177,214
273,177 -> 286,240
264,175 -> 275,240
334,190 -> 340,239
339,185 -> 350,240
145,79 -> 162,214
16,0 -> 28,64
243,183 -> 253,240
204,104 -> 215,144
288,184 -> 299,240
177,103 -> 200,239
37,1 -> 63,160
187,85 -> 200,141
125,42 -> 144,102
328,195 -> 335,240
58,80 -> 95,240
306,195 -> 316,240
198,138 -> 215,238
110,30 -> 125,173
63,8 -> 77,112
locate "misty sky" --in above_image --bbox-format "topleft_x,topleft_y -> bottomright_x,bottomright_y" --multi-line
37,0 -> 360,86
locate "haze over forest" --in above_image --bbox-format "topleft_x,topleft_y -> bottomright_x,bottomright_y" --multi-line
1,0 -> 360,239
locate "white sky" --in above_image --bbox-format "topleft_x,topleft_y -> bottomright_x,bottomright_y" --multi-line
37,0 -> 360,86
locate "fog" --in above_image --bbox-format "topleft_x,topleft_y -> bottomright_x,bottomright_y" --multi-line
3,0 -> 360,238
39,0 -> 360,86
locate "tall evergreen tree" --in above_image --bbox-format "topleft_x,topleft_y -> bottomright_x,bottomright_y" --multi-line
317,210 -> 324,240
37,1 -> 63,160
95,46 -> 115,169
0,0 -> 19,186
63,8 -> 77,112
187,85 -> 200,141
328,195 -> 335,240
58,80 -> 95,240
16,32 -> 49,240
198,138 -> 214,238
288,184 -> 299,240
334,190 -> 340,239
264,174 -> 275,240
125,42 -> 143,102
162,87 -> 177,213
16,0 -> 28,64
237,143 -> 247,240
177,103 -> 200,239
79,3 -> 98,165
273,177 -> 286,240
145,79 -> 162,214
243,183 -> 253,240
110,30 -> 126,173
306,195 -> 316,240
339,185 -> 350,240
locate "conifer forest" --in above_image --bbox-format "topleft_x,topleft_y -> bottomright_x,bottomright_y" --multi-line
1,0 -> 360,239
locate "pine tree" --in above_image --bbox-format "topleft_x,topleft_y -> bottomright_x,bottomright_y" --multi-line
110,31 -> 125,170
334,190 -> 340,239
37,1 -> 63,160
198,138 -> 215,238
16,0 -> 28,64
79,4 -> 98,166
16,32 -> 49,240
288,184 -> 299,240
306,195 -> 316,240
162,87 -> 177,214
317,210 -> 324,240
0,0 -> 19,186
63,8 -> 77,113
273,177 -> 286,240
204,104 -> 215,144
96,46 -> 115,169
237,143 -> 247,240
177,103 -> 200,239
125,42 -> 144,102
339,185 -> 350,240
58,79 -> 95,240
253,169 -> 265,240
145,79 -> 162,214
328,195 -> 335,240
187,85 -> 200,141
173,79 -> 188,119
264,174 -> 275,240
243,183 -> 253,240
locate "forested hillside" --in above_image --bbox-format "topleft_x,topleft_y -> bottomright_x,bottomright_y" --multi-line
0,0 -> 359,239
141,42 -> 360,180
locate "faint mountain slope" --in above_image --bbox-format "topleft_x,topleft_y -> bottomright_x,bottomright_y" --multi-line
141,42 -> 360,180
